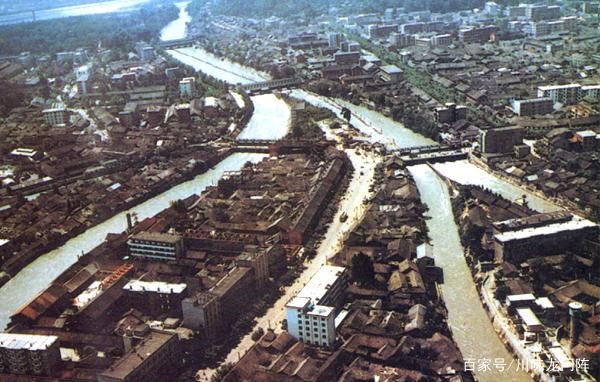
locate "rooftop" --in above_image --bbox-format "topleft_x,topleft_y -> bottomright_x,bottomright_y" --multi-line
130,232 -> 182,244
494,214 -> 597,243
123,280 -> 187,294
0,333 -> 58,350
297,265 -> 346,304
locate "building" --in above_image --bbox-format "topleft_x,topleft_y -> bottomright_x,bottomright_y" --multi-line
42,103 -> 69,126
333,51 -> 360,65
123,280 -> 187,317
574,130 -> 599,150
182,291 -> 222,338
135,42 -> 155,61
0,333 -> 61,377
430,34 -> 452,47
582,85 -> 600,99
512,98 -> 554,116
377,65 -> 403,82
525,4 -> 560,21
389,32 -> 415,48
538,84 -> 583,105
367,24 -> 399,39
127,232 -> 184,261
286,297 -> 336,347
484,1 -> 500,16
327,32 -> 345,49
493,212 -> 599,263
179,77 -> 196,98
435,103 -> 467,123
459,25 -> 497,44
285,266 -> 348,347
480,126 -> 524,154
516,308 -> 543,332
98,331 -> 180,382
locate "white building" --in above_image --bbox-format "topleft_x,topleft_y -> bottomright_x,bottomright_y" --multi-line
42,103 -> 69,126
485,2 -> 500,16
179,77 -> 196,98
285,265 -> 348,347
537,84 -> 583,105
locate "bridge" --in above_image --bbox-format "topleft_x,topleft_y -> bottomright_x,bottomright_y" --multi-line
159,38 -> 197,49
232,139 -> 334,154
239,77 -> 304,92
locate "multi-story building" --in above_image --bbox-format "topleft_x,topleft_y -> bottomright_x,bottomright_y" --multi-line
333,51 -> 360,65
512,98 -> 554,116
430,33 -> 453,47
123,280 -> 187,317
285,265 -> 348,347
458,25 -> 497,44
377,65 -> 403,82
179,77 -> 196,98
485,1 -> 500,16
435,103 -> 467,124
135,42 -> 155,61
389,32 -> 415,47
98,331 -> 180,382
0,333 -> 61,377
182,291 -> 222,339
537,84 -> 583,105
127,232 -> 184,261
479,126 -> 524,154
42,103 -> 69,126
493,212 -> 598,263
327,32 -> 345,49
367,24 -> 399,39
525,5 -> 560,21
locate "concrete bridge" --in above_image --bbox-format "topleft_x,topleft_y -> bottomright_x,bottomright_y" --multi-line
159,38 -> 197,49
233,139 -> 334,154
239,77 -> 303,92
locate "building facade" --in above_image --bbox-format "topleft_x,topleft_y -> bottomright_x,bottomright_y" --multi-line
0,333 -> 61,377
285,266 -> 349,347
512,98 -> 554,116
127,232 -> 184,261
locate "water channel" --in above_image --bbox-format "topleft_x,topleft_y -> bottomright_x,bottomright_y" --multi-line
1,5 -> 561,381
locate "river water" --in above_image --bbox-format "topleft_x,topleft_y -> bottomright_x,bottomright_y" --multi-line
160,1 -> 191,42
0,8 -> 291,329
0,0 -> 152,26
1,5 -> 556,381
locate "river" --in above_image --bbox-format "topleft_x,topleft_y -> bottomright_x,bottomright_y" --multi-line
1,4 -> 557,381
0,9 -> 292,329
0,0 -> 152,26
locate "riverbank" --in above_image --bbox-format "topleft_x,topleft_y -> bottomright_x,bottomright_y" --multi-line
0,149 -> 230,285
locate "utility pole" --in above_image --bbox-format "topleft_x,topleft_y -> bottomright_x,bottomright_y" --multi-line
31,10 -> 36,22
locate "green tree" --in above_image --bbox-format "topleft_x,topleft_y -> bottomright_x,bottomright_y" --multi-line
351,252 -> 374,285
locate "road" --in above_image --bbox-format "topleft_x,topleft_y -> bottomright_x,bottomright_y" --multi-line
196,126 -> 382,381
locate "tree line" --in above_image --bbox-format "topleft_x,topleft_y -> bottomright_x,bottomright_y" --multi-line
0,2 -> 178,55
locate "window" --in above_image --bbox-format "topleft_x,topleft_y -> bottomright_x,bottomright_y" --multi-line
322,334 -> 327,339
322,328 -> 326,333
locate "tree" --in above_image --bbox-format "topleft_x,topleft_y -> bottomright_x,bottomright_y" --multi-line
210,363 -> 234,382
351,252 -> 374,285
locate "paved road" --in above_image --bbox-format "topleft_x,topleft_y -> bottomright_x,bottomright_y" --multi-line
196,127 -> 382,381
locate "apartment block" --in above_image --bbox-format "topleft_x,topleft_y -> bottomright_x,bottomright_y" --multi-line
285,265 -> 349,347
512,98 -> 554,116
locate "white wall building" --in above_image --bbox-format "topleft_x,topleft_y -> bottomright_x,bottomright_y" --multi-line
285,265 -> 348,347
179,77 -> 196,98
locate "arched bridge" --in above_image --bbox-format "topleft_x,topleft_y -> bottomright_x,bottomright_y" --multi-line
239,77 -> 304,92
